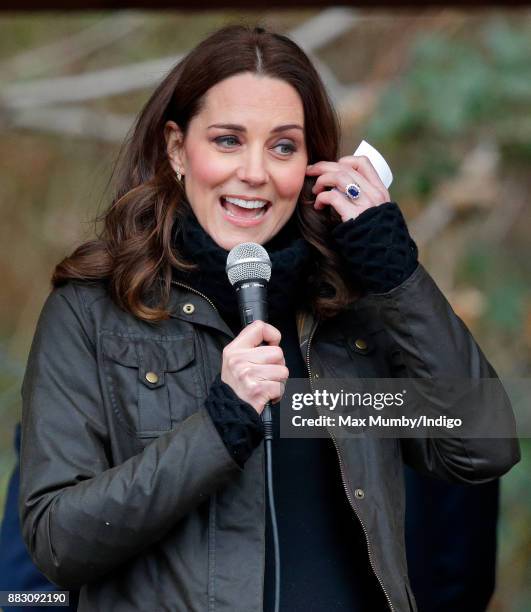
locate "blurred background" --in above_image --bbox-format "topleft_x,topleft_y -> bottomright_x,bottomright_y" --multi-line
0,7 -> 529,610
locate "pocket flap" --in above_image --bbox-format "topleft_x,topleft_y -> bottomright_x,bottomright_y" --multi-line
101,334 -> 195,389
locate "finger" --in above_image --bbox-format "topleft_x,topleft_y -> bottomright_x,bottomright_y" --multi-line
245,364 -> 290,382
306,161 -> 342,176
313,188 -> 373,222
270,380 -> 287,404
229,320 -> 281,349
312,170 -> 382,202
311,156 -> 390,202
257,380 -> 287,405
338,155 -> 389,196
240,345 -> 286,365
311,170 -> 350,195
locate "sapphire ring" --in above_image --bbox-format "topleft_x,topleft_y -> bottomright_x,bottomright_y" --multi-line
344,182 -> 361,202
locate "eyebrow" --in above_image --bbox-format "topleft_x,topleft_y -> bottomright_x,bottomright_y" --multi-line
207,123 -> 304,134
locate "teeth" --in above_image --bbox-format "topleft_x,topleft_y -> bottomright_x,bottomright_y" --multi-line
224,206 -> 267,219
223,196 -> 268,209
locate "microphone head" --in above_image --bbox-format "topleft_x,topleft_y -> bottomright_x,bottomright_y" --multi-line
226,242 -> 272,286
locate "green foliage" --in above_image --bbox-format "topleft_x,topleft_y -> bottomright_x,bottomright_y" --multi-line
366,16 -> 531,202
369,20 -> 531,140
458,243 -> 529,334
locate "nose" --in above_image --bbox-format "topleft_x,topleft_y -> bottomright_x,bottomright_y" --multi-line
236,146 -> 268,186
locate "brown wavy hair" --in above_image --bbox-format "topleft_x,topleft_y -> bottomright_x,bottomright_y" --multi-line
53,24 -> 360,321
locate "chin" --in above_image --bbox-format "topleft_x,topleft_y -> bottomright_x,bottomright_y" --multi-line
213,227 -> 270,252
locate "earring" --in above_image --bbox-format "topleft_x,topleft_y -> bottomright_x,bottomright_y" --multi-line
176,168 -> 183,182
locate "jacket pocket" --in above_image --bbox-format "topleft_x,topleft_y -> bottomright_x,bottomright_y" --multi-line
100,332 -> 199,438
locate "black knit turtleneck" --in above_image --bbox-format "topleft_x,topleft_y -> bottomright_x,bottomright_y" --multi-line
174,210 -> 313,331
172,202 -> 418,612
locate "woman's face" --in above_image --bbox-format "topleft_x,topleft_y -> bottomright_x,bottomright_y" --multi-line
165,72 -> 308,250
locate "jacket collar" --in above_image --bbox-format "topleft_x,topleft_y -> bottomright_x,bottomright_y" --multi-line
168,279 -> 317,350
168,279 -> 234,339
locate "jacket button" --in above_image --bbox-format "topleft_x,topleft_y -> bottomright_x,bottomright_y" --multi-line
354,488 -> 365,500
183,303 -> 195,315
354,338 -> 368,351
145,371 -> 159,384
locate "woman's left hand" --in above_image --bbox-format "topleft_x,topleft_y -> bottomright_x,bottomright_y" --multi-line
306,155 -> 391,223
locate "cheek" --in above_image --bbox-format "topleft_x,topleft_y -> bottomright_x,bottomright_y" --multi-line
276,166 -> 306,201
187,149 -> 228,188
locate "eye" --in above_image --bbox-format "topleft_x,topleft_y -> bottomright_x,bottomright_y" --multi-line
274,141 -> 297,156
213,135 -> 297,156
214,135 -> 240,148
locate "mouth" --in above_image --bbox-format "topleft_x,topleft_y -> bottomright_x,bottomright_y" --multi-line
219,195 -> 272,227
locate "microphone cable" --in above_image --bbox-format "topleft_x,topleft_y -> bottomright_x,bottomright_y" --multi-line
262,401 -> 280,612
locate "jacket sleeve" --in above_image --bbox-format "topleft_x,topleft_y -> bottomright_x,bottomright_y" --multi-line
359,262 -> 520,484
19,283 -> 242,589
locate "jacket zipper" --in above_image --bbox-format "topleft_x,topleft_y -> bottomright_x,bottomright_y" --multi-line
305,321 -> 395,612
170,279 -> 219,313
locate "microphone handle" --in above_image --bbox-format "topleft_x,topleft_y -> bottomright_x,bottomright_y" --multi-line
236,280 -> 268,327
235,280 -> 273,434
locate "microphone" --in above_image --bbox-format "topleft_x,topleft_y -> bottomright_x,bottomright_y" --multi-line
225,242 -> 273,430
225,242 -> 272,328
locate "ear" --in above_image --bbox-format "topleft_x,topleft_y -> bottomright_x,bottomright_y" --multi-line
164,120 -> 186,175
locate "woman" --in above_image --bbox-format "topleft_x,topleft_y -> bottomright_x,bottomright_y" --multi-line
19,25 -> 519,612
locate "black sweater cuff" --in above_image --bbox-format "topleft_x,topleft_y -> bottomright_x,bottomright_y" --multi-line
204,374 -> 264,468
332,201 -> 419,294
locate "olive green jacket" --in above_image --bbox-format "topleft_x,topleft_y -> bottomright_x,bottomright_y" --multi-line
19,263 -> 520,611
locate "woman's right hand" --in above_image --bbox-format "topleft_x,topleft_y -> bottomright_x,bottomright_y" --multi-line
221,320 -> 289,414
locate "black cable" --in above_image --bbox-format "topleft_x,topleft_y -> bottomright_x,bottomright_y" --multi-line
262,402 -> 280,612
